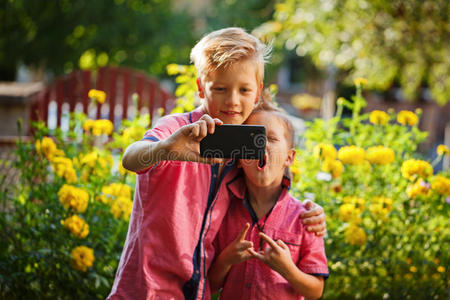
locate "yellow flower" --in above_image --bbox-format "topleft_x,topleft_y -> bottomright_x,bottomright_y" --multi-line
83,119 -> 95,131
83,119 -> 114,136
62,215 -> 89,238
321,159 -> 343,178
70,246 -> 94,272
313,143 -> 337,161
431,175 -> 450,195
401,159 -> 433,180
102,183 -> 132,200
369,196 -> 393,220
51,156 -> 77,183
36,137 -> 58,160
110,196 -> 133,220
397,110 -> 418,126
366,146 -> 395,165
58,185 -> 89,213
343,196 -> 365,211
88,89 -> 106,104
345,224 -> 367,246
436,144 -> 450,156
369,110 -> 389,125
409,266 -> 417,273
79,151 -> 97,168
339,204 -> 361,224
437,266 -> 445,273
353,77 -> 368,86
406,180 -> 430,199
338,146 -> 365,165
95,195 -> 109,204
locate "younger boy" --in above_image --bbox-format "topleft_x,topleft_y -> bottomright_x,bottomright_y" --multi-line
108,28 -> 326,300
209,101 -> 329,299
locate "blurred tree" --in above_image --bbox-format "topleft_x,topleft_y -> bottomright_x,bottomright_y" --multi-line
256,0 -> 450,105
0,0 -> 195,80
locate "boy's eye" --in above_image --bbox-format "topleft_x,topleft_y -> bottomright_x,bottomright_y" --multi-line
213,87 -> 225,92
240,88 -> 250,93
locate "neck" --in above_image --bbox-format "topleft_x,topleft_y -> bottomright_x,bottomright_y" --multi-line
245,178 -> 283,219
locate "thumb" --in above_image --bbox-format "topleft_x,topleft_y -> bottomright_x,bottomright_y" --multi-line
303,199 -> 314,210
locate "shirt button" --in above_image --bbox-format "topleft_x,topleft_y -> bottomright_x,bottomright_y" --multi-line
246,283 -> 251,289
195,270 -> 200,275
213,174 -> 217,178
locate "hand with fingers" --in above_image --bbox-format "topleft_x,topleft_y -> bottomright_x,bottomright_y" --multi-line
161,114 -> 224,164
208,223 -> 254,292
300,200 -> 327,236
247,232 -> 295,277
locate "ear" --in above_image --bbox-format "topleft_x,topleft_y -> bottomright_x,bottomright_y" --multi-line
196,78 -> 205,98
255,82 -> 263,104
284,148 -> 296,167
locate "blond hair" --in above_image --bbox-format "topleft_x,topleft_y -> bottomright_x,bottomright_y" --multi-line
190,27 -> 271,83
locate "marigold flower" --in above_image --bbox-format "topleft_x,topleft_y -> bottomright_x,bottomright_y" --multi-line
313,143 -> 337,161
102,183 -> 132,200
36,137 -> 58,160
110,196 -> 133,220
353,77 -> 368,86
437,266 -> 445,273
83,119 -> 114,136
62,215 -> 89,238
51,156 -> 77,183
436,144 -> 450,156
70,246 -> 94,272
401,159 -> 433,180
166,64 -> 182,76
88,89 -> 106,104
339,204 -> 361,224
58,184 -> 89,213
406,180 -> 430,199
338,146 -> 365,165
345,224 -> 367,246
369,110 -> 389,125
397,110 -> 418,126
366,146 -> 395,165
321,159 -> 343,178
369,196 -> 393,219
431,175 -> 450,196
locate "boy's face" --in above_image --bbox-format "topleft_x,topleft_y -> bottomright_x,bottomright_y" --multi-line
197,58 -> 261,125
240,111 -> 295,189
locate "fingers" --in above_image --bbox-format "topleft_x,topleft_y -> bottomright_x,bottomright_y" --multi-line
259,232 -> 280,252
276,239 -> 289,250
237,223 -> 250,241
247,248 -> 264,260
300,203 -> 324,219
314,228 -> 327,237
237,241 -> 253,251
306,222 -> 326,234
199,114 -> 223,134
302,214 -> 325,225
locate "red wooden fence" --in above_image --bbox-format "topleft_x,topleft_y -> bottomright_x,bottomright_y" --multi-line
29,67 -> 175,131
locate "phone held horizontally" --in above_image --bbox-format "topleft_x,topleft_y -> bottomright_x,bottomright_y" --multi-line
200,125 -> 266,164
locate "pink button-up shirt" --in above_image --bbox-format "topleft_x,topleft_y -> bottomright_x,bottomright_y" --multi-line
213,174 -> 329,300
108,107 -> 239,300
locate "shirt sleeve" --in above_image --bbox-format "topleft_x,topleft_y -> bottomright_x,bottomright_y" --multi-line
298,230 -> 329,279
136,114 -> 186,174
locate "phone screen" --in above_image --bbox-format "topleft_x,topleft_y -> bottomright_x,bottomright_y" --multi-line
200,125 -> 266,160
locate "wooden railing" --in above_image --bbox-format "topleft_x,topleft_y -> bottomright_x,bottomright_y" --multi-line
29,66 -> 175,130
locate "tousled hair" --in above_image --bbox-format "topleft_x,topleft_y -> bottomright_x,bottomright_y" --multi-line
190,27 -> 271,83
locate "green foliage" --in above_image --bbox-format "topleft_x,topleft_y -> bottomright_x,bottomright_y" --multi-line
0,0 -> 195,79
290,83 -> 449,299
258,0 -> 450,104
0,105 -> 147,298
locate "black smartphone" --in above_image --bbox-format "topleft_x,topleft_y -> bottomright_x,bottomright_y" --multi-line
200,124 -> 266,160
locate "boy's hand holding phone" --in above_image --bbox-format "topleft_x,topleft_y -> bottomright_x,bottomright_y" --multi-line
161,114 -> 224,164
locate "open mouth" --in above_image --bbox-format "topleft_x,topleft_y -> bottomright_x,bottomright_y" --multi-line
257,153 -> 267,170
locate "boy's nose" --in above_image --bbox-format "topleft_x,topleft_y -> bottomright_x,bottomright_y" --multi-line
225,90 -> 239,106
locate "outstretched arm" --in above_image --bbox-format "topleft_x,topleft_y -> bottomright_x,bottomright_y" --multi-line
248,233 -> 324,299
208,223 -> 254,292
122,115 -> 223,172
